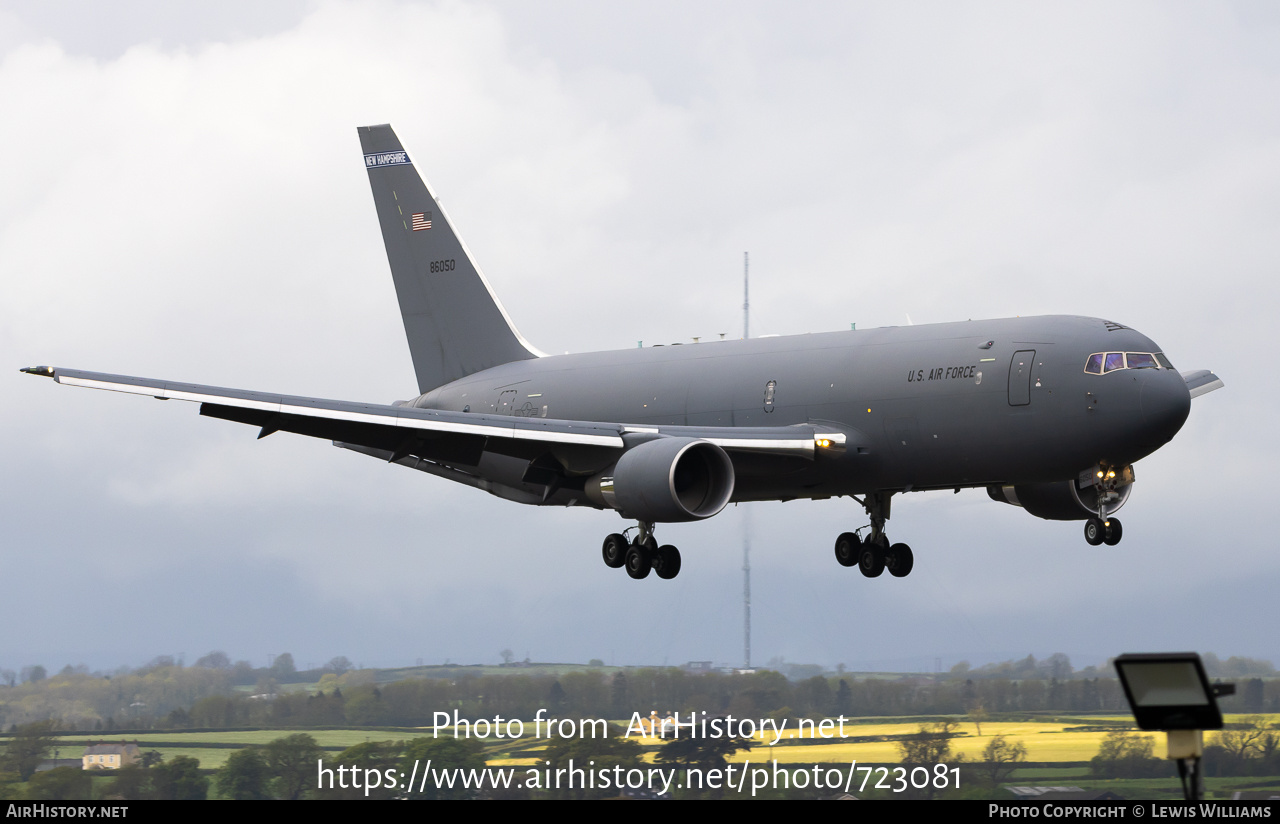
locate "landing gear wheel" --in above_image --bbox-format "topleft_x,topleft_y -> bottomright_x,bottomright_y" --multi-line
602,533 -> 627,568
858,543 -> 886,578
625,545 -> 652,579
654,545 -> 682,579
834,532 -> 861,567
887,543 -> 914,577
1084,517 -> 1105,546
1103,518 -> 1123,546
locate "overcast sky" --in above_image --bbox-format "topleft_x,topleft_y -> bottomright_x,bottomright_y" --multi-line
2,1 -> 1275,675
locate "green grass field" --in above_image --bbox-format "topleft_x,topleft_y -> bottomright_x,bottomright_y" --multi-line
54,730 -> 430,770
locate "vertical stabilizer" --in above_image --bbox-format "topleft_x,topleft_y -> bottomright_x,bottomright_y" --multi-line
358,124 -> 541,393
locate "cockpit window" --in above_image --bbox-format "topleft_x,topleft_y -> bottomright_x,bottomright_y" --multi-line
1084,351 -> 1170,375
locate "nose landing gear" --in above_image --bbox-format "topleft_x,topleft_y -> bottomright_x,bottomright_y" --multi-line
1084,516 -> 1123,546
1084,466 -> 1127,546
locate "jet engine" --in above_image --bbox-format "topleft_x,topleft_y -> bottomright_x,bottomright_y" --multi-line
585,437 -> 735,522
987,472 -> 1132,521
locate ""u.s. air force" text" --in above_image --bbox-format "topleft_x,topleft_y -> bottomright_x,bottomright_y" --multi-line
907,364 -> 978,383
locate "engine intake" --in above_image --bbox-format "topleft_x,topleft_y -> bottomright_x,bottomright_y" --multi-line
586,437 -> 735,522
987,477 -> 1132,521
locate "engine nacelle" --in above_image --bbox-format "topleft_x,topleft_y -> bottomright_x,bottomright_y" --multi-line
586,437 -> 735,522
987,476 -> 1132,521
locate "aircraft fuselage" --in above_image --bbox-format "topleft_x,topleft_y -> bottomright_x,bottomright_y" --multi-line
418,314 -> 1192,503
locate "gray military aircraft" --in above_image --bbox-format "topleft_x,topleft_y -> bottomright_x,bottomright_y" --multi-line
23,124 -> 1223,582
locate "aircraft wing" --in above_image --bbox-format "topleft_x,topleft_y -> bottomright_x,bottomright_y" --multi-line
1181,369 -> 1224,399
21,367 -> 848,469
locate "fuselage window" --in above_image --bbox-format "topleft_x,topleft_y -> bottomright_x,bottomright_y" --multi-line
1104,352 -> 1125,372
1085,353 -> 1104,374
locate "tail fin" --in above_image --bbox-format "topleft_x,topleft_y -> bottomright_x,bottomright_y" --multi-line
358,124 -> 541,393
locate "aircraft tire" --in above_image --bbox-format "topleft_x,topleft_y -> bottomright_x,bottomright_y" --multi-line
1084,517 -> 1105,546
1103,518 -> 1123,546
887,543 -> 914,577
654,545 -> 682,579
625,545 -> 652,579
858,543 -> 886,578
602,533 -> 628,568
834,532 -> 860,567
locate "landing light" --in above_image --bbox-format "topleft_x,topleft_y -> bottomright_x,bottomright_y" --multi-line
814,434 -> 846,452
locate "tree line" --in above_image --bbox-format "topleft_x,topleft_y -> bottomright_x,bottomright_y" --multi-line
4,653 -> 1277,732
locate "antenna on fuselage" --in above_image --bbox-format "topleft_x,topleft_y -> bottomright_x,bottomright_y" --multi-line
743,251 -> 751,671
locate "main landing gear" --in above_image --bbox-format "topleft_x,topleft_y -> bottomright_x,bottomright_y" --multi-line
834,492 -> 914,578
602,521 -> 682,580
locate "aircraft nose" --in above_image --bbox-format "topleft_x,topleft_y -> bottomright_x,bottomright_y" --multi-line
1140,370 -> 1191,443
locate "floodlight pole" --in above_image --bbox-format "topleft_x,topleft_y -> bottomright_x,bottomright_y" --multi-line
1170,733 -> 1203,801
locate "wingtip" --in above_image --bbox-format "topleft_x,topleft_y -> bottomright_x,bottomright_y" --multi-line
20,365 -> 55,377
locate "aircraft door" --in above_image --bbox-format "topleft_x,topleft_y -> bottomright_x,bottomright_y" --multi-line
494,389 -> 517,414
1008,350 -> 1036,406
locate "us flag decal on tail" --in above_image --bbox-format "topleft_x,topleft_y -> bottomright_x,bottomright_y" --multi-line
411,212 -> 432,231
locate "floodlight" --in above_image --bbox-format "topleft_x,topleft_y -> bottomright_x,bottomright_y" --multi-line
1113,652 -> 1235,801
1114,652 -> 1224,731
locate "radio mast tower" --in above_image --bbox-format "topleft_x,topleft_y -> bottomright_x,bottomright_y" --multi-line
743,251 -> 751,670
